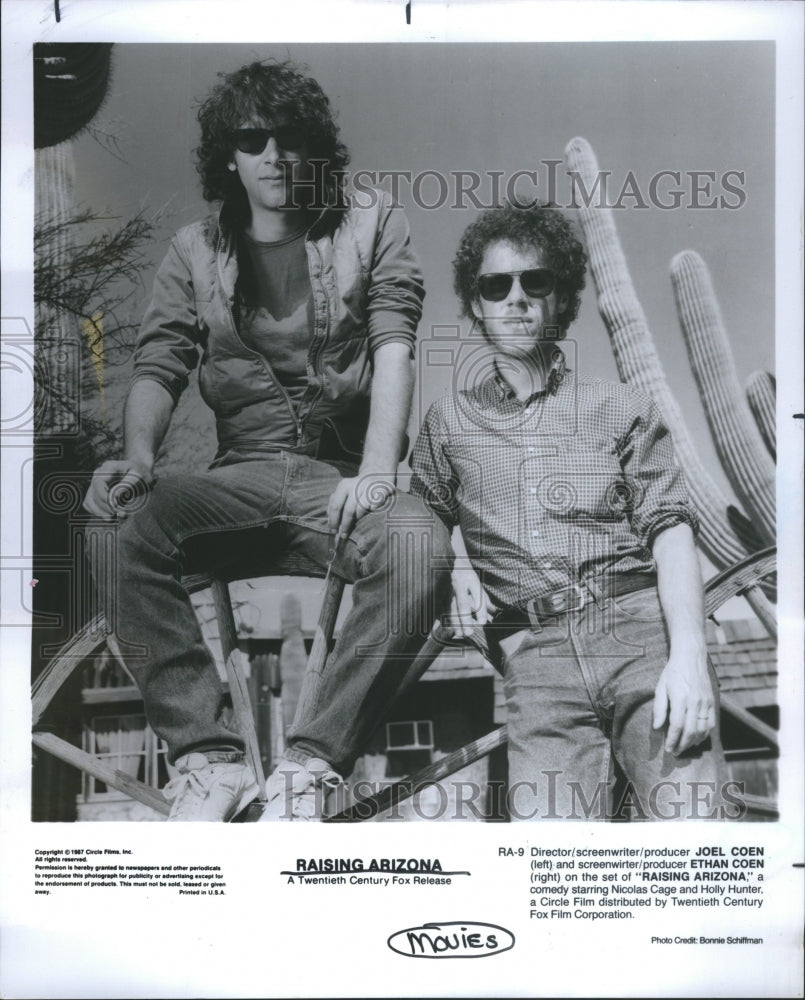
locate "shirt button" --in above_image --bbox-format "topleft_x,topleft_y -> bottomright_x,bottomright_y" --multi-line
542,561 -> 552,569
531,530 -> 539,538
530,487 -> 537,495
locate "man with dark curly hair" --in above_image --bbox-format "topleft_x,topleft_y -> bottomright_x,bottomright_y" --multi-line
411,201 -> 729,821
84,59 -> 452,821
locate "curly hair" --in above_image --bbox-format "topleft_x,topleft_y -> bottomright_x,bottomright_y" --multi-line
195,59 -> 350,219
452,202 -> 587,334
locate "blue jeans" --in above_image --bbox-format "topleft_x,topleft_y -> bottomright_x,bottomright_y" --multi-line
495,586 -> 731,821
96,451 -> 453,772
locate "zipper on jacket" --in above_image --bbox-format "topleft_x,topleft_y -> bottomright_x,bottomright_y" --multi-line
305,238 -> 331,421
217,241 -> 304,445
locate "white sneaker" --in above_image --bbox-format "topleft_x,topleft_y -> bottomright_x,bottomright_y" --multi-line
260,756 -> 343,821
164,752 -> 259,822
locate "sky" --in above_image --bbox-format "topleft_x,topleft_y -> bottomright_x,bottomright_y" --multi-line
68,40 -> 776,502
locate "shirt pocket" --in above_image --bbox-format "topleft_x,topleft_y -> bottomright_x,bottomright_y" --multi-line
535,454 -> 627,522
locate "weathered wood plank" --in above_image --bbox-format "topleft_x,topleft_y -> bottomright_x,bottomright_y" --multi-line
720,693 -> 779,749
225,650 -> 266,793
326,725 -> 508,822
31,615 -> 107,723
32,731 -> 170,816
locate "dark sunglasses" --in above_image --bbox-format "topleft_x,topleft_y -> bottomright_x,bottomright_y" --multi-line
477,268 -> 556,302
232,125 -> 307,155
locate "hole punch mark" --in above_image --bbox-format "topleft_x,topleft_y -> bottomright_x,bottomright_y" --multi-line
54,0 -> 61,22
406,1 -> 411,25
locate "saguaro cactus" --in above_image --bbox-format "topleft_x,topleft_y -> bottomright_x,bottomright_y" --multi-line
670,251 -> 775,546
745,371 -> 776,460
34,43 -> 113,150
34,43 -> 113,436
565,136 -> 752,570
34,143 -> 78,435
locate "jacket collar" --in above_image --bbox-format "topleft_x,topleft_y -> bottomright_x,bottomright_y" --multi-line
208,195 -> 347,251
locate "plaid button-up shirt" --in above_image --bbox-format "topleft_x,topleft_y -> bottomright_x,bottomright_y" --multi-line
410,364 -> 698,610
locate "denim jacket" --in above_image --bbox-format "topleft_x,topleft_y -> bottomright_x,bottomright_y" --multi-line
131,189 -> 424,466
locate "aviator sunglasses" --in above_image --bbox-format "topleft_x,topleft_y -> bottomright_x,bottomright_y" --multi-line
232,125 -> 307,155
477,268 -> 556,302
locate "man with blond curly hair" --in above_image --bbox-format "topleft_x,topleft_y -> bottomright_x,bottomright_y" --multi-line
411,202 -> 732,821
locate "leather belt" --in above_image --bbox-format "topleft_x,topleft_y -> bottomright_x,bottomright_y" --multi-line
489,571 -> 657,636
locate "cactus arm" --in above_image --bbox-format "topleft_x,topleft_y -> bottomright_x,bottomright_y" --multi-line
745,371 -> 776,460
34,44 -> 114,436
35,144 -> 79,435
565,136 -> 750,570
671,251 -> 775,545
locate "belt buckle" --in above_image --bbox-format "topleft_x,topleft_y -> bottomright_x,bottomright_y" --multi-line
525,600 -> 543,632
525,583 -> 587,630
564,583 -> 587,613
528,583 -> 586,622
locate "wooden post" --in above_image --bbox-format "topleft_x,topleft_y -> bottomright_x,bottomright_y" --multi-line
289,572 -> 346,728
212,577 -> 265,792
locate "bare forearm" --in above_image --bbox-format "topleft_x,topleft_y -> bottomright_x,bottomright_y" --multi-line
360,342 -> 414,476
84,379 -> 173,519
123,379 -> 175,471
326,343 -> 414,535
651,522 -> 715,754
653,522 -> 707,654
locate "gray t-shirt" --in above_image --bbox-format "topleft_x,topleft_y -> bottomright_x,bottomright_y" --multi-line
238,228 -> 312,407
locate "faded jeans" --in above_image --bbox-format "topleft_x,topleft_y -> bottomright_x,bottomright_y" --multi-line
94,451 -> 453,772
494,586 -> 731,821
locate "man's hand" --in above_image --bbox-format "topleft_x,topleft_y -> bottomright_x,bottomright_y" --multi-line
83,459 -> 154,520
652,646 -> 716,756
327,472 -> 396,539
449,565 -> 495,637
328,341 -> 412,538
84,380 -> 172,520
651,522 -> 714,756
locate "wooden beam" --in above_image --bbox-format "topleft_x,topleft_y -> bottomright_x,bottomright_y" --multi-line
739,793 -> 778,819
326,725 -> 508,822
290,569 -> 345,728
211,578 -> 238,664
743,585 -> 777,640
32,731 -> 170,816
31,615 -> 107,723
704,547 -> 776,618
81,686 -> 141,705
224,650 -> 266,794
720,693 -> 778,750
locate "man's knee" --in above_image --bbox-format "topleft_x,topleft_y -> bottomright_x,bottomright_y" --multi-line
423,514 -> 453,603
359,493 -> 452,570
115,480 -> 185,559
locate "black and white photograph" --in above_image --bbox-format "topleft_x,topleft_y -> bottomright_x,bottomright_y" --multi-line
2,1 -> 803,997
